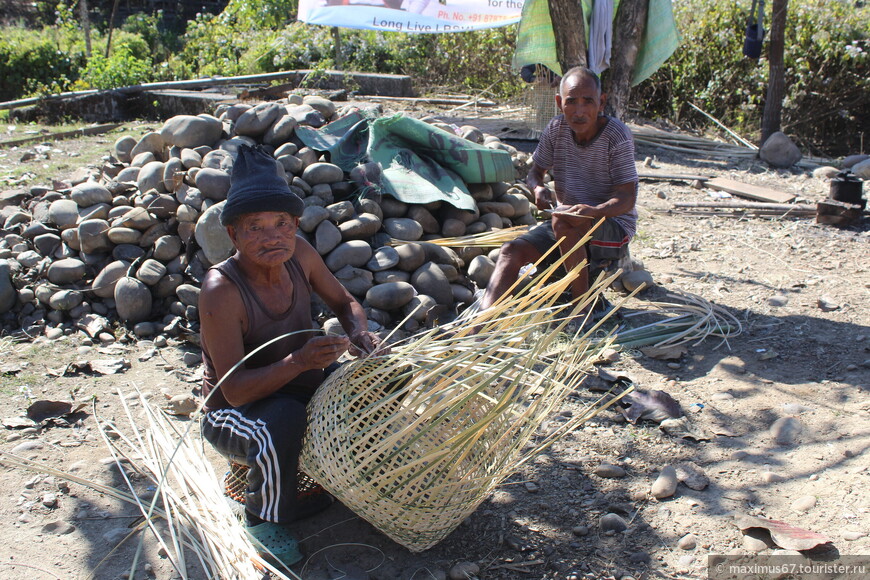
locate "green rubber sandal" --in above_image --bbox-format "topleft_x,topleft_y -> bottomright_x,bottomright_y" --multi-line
246,522 -> 303,568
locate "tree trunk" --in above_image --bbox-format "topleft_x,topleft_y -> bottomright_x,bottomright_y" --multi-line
604,0 -> 649,119
761,0 -> 788,143
79,0 -> 92,58
332,27 -> 343,69
547,0 -> 587,73
105,0 -> 121,58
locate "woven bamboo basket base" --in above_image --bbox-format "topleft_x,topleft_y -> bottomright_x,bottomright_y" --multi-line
224,462 -> 324,505
300,357 -> 526,552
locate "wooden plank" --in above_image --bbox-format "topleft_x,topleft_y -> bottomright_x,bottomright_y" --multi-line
638,172 -> 711,182
705,177 -> 796,203
366,95 -> 497,106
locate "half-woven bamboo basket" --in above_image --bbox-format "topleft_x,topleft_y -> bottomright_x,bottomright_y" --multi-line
301,241 -> 627,551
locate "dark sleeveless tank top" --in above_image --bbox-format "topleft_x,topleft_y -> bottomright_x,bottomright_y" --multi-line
200,256 -> 324,410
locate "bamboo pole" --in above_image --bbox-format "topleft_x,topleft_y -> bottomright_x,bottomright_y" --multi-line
673,201 -> 815,212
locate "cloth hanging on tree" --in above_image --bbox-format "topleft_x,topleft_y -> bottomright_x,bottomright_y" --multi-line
588,0 -> 615,74
743,0 -> 765,58
512,0 -> 680,86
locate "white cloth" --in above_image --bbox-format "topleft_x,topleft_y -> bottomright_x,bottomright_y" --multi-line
587,0 -> 614,75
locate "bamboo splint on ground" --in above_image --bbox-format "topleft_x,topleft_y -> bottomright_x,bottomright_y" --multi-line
671,201 -> 816,218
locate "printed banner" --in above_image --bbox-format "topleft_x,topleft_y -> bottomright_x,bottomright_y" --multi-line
297,0 -> 524,33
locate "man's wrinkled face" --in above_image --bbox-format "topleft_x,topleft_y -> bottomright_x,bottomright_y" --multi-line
556,74 -> 606,143
227,211 -> 299,267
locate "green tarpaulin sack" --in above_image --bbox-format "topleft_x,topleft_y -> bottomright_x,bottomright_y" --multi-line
297,113 -> 514,212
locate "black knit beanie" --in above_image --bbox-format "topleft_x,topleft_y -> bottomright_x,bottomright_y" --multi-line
220,145 -> 304,226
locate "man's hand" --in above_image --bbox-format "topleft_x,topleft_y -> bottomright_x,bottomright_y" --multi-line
348,331 -> 390,357
554,203 -> 598,221
534,185 -> 556,211
297,335 -> 350,369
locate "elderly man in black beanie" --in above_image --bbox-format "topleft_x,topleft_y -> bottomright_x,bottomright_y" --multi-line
198,145 -> 382,569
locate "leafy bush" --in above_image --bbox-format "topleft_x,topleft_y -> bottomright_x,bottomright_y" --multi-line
76,41 -> 153,89
631,0 -> 869,156
121,11 -> 182,61
0,26 -> 84,100
263,23 -> 519,95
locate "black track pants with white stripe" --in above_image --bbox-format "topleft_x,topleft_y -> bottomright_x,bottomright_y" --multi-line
202,392 -> 309,523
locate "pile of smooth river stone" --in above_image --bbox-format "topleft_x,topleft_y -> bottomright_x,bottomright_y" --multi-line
0,94 -> 566,346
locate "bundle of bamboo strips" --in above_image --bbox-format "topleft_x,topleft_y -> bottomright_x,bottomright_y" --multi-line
300,244 -> 630,551
0,389 -> 298,580
629,125 -> 759,159
391,225 -> 528,249
610,290 -> 743,350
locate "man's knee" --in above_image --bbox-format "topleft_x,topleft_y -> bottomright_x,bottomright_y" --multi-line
496,239 -> 540,268
242,396 -> 308,445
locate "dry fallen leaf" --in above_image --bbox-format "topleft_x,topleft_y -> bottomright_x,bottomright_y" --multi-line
735,515 -> 833,551
621,389 -> 683,424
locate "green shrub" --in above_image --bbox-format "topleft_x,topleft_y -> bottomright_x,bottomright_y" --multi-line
0,26 -> 84,100
121,11 -> 182,61
262,23 -> 519,95
76,41 -> 153,89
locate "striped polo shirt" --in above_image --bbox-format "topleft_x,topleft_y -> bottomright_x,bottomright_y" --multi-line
533,115 -> 639,239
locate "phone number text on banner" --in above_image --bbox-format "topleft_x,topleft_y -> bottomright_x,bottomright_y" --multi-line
297,0 -> 524,33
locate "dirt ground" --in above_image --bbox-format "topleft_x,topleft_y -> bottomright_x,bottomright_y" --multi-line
0,105 -> 868,580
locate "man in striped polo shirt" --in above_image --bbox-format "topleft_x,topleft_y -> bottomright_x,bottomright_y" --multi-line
481,66 -> 638,318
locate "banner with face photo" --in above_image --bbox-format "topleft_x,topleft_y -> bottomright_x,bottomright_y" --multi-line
297,0 -> 524,33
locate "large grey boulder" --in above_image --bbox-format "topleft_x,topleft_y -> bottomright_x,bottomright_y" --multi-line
411,262 -> 453,306
137,161 -> 167,193
92,260 -> 129,298
114,135 -> 137,163
315,220 -> 342,255
330,265 -> 371,296
263,115 -> 298,146
384,217 -> 423,241
366,281 -> 416,310
194,202 -> 234,265
195,168 -> 232,201
234,103 -> 283,137
130,132 -> 165,161
759,132 -> 802,168
160,114 -> 223,149
70,182 -> 112,207
48,199 -> 80,230
78,219 -> 112,254
324,241 -> 373,272
338,213 -> 382,240
47,258 -> 87,284
114,276 -> 152,323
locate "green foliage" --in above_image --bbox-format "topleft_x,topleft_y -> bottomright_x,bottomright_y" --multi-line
631,0 -> 869,156
121,11 -> 182,61
221,0 -> 299,30
173,11 -> 260,77
76,41 -> 153,90
265,24 -> 518,95
0,26 -> 84,100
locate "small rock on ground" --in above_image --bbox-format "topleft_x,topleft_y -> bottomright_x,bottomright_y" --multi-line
650,465 -> 678,499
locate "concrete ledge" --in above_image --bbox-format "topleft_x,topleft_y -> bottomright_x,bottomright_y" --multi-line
6,70 -> 415,122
